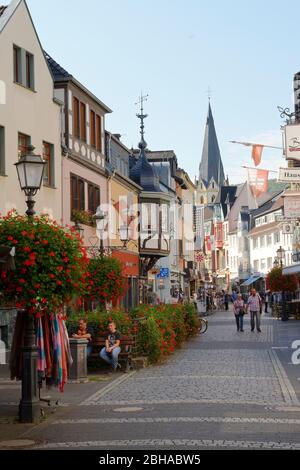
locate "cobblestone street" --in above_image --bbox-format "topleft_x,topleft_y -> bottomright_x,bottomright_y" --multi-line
1,309 -> 300,450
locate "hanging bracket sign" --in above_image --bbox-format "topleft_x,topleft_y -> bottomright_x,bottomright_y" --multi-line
278,167 -> 300,182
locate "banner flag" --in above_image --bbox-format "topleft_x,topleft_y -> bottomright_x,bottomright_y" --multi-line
252,145 -> 264,166
247,168 -> 269,198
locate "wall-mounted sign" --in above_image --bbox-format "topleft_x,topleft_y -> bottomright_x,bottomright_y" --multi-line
285,125 -> 300,160
157,268 -> 169,279
278,167 -> 300,182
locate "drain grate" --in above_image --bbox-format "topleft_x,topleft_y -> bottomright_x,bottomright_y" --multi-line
113,407 -> 144,413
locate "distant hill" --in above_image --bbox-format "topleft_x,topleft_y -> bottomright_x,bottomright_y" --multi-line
268,179 -> 288,193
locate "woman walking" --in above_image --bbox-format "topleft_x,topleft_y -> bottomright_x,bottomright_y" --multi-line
233,293 -> 245,332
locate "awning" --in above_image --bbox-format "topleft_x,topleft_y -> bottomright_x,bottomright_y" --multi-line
240,275 -> 262,287
283,263 -> 300,275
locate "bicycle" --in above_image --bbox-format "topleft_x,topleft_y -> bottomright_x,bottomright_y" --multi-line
198,317 -> 208,334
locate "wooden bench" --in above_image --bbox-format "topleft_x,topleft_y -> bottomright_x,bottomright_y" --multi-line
90,333 -> 135,372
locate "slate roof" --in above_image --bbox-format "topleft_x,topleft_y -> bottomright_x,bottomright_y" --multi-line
199,103 -> 225,188
215,185 -> 238,219
44,52 -> 72,81
0,0 -> 21,34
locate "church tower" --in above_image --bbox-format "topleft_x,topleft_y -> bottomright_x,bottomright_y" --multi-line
197,103 -> 225,206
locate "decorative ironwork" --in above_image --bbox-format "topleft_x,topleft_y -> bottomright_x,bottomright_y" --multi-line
277,106 -> 295,124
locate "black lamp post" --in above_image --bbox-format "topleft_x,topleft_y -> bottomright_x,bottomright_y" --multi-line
15,145 -> 46,217
15,145 -> 46,423
94,207 -> 106,257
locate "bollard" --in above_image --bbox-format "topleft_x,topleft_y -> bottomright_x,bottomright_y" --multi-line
69,338 -> 88,381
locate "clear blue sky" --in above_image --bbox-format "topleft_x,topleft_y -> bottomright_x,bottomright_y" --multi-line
26,0 -> 300,183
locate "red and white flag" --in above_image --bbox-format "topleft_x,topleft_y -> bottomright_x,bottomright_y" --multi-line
252,145 -> 264,166
247,168 -> 269,198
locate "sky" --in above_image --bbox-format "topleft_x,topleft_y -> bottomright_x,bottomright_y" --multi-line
26,0 -> 300,184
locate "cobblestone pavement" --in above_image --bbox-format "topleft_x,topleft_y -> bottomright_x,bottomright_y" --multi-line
2,309 -> 300,450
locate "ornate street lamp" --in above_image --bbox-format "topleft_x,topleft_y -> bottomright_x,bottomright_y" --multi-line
119,224 -> 129,248
14,145 -> 46,423
277,246 -> 285,268
94,207 -> 106,257
273,258 -> 279,268
14,145 -> 46,217
73,220 -> 84,239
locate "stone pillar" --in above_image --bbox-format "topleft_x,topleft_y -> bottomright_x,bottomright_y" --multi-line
69,339 -> 88,381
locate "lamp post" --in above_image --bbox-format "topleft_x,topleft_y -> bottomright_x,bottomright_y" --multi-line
15,145 -> 46,423
94,207 -> 106,257
15,145 -> 46,217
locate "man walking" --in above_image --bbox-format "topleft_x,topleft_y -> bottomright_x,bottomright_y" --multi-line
246,288 -> 262,332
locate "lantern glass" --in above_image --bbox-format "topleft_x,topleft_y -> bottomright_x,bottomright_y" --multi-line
94,207 -> 106,232
15,146 -> 45,193
277,247 -> 285,260
119,225 -> 128,243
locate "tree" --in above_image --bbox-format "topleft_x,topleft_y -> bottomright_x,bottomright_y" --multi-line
266,267 -> 298,293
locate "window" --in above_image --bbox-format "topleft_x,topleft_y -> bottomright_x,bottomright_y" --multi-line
0,126 -> 5,175
71,175 -> 85,213
260,235 -> 265,247
211,196 -> 215,203
42,142 -> 54,186
260,259 -> 266,270
274,232 -> 280,244
13,46 -> 21,84
267,257 -> 273,269
25,52 -> 34,89
90,110 -> 96,148
267,234 -> 272,246
73,97 -> 80,138
80,103 -> 86,142
200,196 -> 204,204
88,183 -> 100,214
13,46 -> 34,90
18,132 -> 30,158
253,237 -> 258,249
254,260 -> 259,272
96,115 -> 102,152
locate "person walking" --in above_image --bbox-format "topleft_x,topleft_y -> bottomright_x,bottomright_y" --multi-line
246,288 -> 262,332
264,290 -> 270,313
233,293 -> 245,332
223,290 -> 229,311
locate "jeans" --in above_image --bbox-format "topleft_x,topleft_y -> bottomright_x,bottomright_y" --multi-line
100,347 -> 121,370
250,311 -> 261,331
87,344 -> 93,358
235,313 -> 244,331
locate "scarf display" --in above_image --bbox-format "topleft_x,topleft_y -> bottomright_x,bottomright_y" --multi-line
9,312 -> 72,392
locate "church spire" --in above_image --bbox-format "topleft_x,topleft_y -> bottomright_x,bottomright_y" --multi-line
199,103 -> 225,188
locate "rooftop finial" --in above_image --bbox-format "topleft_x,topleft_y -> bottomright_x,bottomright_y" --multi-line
206,86 -> 212,102
135,92 -> 149,150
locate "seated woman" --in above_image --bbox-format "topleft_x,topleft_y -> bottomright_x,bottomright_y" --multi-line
72,319 -> 93,357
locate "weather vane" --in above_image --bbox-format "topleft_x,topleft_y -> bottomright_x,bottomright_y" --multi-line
206,87 -> 212,101
135,92 -> 149,141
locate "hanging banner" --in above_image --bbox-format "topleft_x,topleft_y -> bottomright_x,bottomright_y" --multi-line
195,251 -> 205,263
285,124 -> 300,160
278,167 -> 300,182
247,168 -> 269,198
252,145 -> 264,167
